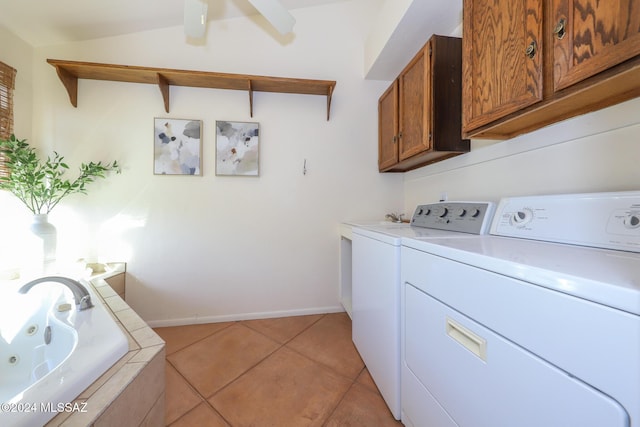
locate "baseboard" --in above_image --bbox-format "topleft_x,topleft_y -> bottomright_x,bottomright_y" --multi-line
146,305 -> 345,328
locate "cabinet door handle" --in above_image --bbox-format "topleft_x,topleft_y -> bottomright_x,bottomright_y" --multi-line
525,40 -> 537,59
392,135 -> 398,143
553,18 -> 566,40
398,132 -> 403,139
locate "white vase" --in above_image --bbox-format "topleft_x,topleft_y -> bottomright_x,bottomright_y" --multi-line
29,213 -> 57,267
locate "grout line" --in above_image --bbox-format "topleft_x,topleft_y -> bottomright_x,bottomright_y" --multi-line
202,395 -> 233,426
209,313 -> 332,401
322,378 -> 360,426
155,320 -> 238,356
322,362 -> 371,426
164,312 -> 370,426
205,343 -> 282,401
282,341 -> 361,384
240,312 -> 327,346
166,357 -> 232,426
176,318 -> 294,426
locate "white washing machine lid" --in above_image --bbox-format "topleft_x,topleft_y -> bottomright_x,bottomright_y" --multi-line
343,220 -> 405,228
352,223 -> 410,244
353,224 -> 481,245
402,235 -> 640,316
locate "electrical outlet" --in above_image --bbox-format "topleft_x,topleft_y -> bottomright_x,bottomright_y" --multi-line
439,192 -> 448,202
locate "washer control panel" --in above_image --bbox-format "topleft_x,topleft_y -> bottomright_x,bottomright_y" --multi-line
491,191 -> 640,252
411,202 -> 495,234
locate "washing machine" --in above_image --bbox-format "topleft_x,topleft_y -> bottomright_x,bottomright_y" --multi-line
400,191 -> 640,427
351,201 -> 494,419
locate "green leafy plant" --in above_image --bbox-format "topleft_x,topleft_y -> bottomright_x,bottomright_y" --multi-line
0,134 -> 120,215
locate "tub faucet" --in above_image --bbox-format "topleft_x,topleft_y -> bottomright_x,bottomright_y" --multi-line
19,276 -> 94,311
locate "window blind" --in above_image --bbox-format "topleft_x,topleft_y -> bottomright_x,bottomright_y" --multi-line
0,61 -> 17,180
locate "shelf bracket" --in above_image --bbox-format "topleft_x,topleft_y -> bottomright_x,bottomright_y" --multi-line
157,73 -> 170,113
326,84 -> 334,121
247,79 -> 254,117
54,65 -> 78,108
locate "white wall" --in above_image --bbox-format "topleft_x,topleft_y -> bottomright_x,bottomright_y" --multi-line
26,1 -> 403,325
364,0 -> 462,79
403,97 -> 640,210
0,26 -> 35,274
0,25 -> 32,139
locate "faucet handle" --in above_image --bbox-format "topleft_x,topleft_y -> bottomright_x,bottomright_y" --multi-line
79,295 -> 94,311
385,212 -> 405,223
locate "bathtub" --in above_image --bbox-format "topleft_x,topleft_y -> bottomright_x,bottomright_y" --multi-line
0,277 -> 129,427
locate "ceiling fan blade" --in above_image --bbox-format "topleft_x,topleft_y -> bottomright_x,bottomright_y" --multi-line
184,0 -> 208,38
247,0 -> 296,35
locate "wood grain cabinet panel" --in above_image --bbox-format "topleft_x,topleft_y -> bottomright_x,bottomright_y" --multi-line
379,35 -> 469,173
378,81 -> 399,170
462,0 -> 543,132
463,0 -> 640,139
552,0 -> 640,90
399,49 -> 431,161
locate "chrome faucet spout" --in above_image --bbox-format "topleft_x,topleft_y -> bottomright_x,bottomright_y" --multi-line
19,276 -> 94,311
385,212 -> 405,223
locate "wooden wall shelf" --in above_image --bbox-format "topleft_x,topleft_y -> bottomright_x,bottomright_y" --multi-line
47,59 -> 336,120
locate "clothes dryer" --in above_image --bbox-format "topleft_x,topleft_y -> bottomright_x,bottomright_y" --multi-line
400,191 -> 640,427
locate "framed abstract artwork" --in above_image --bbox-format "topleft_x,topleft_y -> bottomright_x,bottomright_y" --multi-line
153,118 -> 202,175
215,121 -> 260,176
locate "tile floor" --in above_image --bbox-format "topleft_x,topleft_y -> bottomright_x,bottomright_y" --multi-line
154,312 -> 403,426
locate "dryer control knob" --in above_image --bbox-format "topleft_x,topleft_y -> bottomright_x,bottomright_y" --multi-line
470,208 -> 481,217
624,214 -> 640,229
511,209 -> 533,226
455,208 -> 466,217
438,207 -> 448,218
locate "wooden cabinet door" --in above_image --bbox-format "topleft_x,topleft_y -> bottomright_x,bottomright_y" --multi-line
552,0 -> 640,91
462,0 -> 543,133
378,81 -> 399,171
398,46 -> 430,161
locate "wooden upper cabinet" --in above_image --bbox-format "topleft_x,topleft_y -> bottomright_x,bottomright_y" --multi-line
462,0 -> 640,139
462,0 -> 543,133
379,36 -> 469,172
399,48 -> 431,161
552,0 -> 640,91
378,81 -> 399,171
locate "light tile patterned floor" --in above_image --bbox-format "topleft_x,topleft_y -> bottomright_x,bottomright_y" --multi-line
154,313 -> 403,426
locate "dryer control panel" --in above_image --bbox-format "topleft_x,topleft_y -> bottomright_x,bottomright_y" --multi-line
491,191 -> 640,252
411,201 -> 495,234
